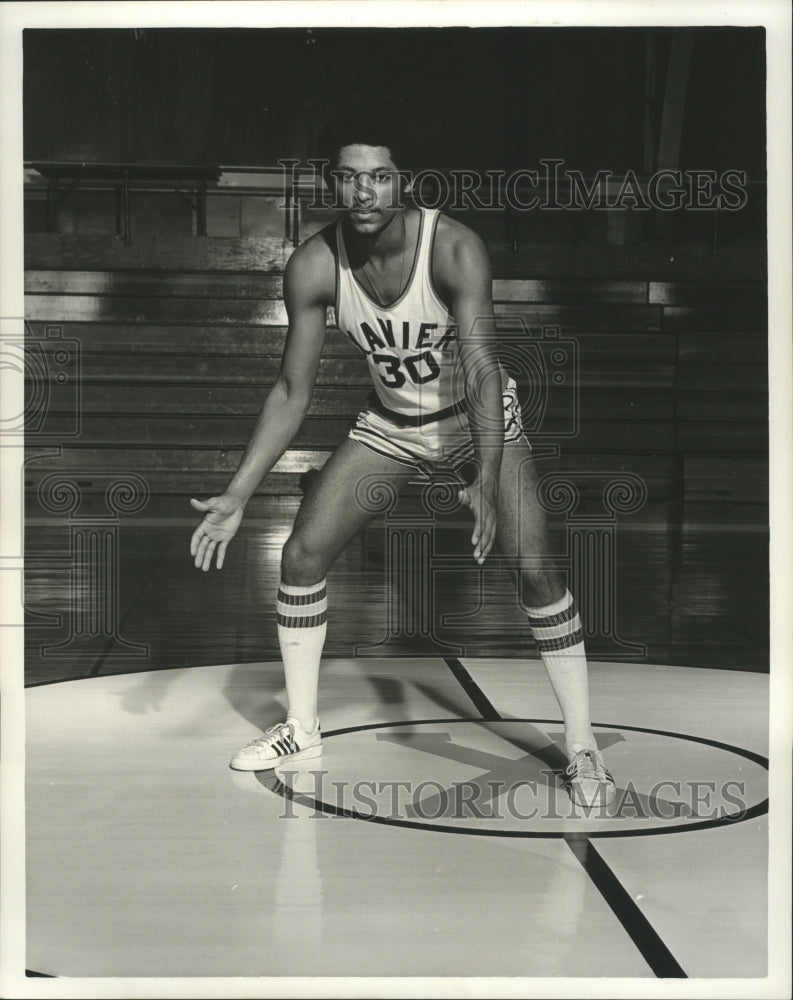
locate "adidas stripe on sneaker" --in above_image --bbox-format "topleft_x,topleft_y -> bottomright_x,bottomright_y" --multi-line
230,718 -> 322,772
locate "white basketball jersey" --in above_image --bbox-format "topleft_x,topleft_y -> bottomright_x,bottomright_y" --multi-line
335,208 -> 463,418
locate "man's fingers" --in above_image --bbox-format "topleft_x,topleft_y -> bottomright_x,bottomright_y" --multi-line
201,539 -> 216,573
190,525 -> 207,557
470,501 -> 481,541
190,498 -> 215,558
471,509 -> 484,558
194,534 -> 210,569
191,531 -> 226,571
459,486 -> 497,563
189,497 -> 238,569
474,511 -> 496,564
478,520 -> 496,562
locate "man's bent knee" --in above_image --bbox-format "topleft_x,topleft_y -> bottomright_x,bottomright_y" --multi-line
517,569 -> 566,610
281,534 -> 327,587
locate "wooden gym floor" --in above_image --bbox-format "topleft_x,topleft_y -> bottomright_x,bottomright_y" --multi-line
21,500 -> 772,983
24,500 -> 769,684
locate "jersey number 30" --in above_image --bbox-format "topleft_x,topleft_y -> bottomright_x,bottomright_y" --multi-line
371,351 -> 441,388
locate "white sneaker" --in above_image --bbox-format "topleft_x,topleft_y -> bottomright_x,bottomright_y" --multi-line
563,748 -> 616,807
230,718 -> 322,772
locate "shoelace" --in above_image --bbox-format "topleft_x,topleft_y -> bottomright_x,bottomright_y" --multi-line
244,722 -> 295,749
565,749 -> 610,781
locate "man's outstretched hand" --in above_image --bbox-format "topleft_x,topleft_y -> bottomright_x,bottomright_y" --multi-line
189,494 -> 244,571
458,477 -> 498,565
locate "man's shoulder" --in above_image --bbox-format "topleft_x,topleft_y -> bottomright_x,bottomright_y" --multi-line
432,212 -> 491,285
284,223 -> 337,304
434,211 -> 478,244
286,223 -> 337,272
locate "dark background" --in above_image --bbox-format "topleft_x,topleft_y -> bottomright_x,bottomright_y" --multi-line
23,26 -> 766,176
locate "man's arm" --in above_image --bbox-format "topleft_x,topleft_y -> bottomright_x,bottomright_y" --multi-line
223,248 -> 329,507
445,228 -> 504,564
189,242 -> 330,570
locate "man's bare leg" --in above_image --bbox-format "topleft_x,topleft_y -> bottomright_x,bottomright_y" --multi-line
492,440 -> 615,803
231,438 -> 413,770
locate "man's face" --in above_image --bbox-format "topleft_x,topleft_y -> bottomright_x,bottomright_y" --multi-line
332,143 -> 407,236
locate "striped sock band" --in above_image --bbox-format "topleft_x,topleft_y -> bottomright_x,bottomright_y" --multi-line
525,589 -> 584,656
277,580 -> 328,630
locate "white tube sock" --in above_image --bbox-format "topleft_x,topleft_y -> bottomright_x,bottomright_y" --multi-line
525,589 -> 597,758
276,580 -> 327,733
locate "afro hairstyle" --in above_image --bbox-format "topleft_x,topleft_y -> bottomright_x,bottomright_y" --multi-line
314,93 -> 423,180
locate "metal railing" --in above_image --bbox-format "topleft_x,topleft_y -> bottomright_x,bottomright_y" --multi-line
24,161 -> 766,255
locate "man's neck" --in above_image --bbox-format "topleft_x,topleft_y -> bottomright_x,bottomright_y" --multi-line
343,209 -> 411,265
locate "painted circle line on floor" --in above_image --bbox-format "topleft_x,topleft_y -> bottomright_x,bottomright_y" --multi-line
258,717 -> 768,838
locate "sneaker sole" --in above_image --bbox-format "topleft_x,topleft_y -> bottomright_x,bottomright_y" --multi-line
229,744 -> 322,772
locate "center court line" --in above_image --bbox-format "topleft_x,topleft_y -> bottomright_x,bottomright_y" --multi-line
442,655 -> 688,979
443,656 -> 501,720
564,833 -> 687,978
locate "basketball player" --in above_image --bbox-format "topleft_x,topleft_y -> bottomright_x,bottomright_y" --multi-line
190,97 -> 615,807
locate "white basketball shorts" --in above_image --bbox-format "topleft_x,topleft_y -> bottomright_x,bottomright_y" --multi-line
348,376 -> 529,474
